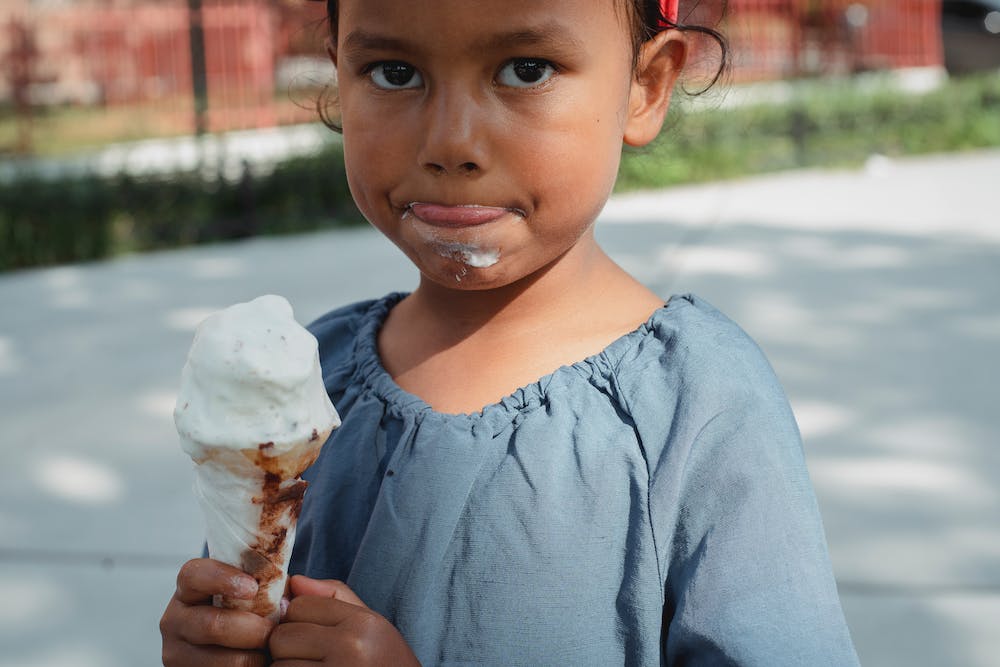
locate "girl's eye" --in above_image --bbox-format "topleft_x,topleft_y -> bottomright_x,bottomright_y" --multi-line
369,62 -> 423,90
496,58 -> 556,88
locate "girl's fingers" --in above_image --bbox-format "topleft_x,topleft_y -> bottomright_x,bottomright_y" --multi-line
270,600 -> 419,666
175,558 -> 258,605
270,661 -> 322,667
174,603 -> 273,649
269,621 -> 328,660
162,640 -> 269,667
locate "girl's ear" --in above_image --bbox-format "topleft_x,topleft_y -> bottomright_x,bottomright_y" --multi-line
623,30 -> 687,147
325,36 -> 338,67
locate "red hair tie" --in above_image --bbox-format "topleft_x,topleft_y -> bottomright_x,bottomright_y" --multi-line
659,0 -> 679,25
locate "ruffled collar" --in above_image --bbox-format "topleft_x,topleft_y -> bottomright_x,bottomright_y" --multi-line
347,292 -> 690,430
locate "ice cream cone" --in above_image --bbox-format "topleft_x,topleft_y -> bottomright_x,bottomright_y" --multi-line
174,295 -> 341,621
192,429 -> 332,621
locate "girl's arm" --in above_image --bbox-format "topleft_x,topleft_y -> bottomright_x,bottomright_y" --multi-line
656,394 -> 860,666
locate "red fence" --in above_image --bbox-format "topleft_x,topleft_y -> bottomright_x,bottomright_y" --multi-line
1,0 -> 944,147
725,0 -> 943,80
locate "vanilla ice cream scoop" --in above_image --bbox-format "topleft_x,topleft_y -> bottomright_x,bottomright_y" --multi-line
174,295 -> 340,620
174,294 -> 339,458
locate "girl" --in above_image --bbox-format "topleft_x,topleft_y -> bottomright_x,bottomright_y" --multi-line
160,0 -> 860,665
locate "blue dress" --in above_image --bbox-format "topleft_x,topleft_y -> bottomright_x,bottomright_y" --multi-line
290,293 -> 859,666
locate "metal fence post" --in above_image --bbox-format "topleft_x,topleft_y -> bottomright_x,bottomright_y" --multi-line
187,0 -> 208,136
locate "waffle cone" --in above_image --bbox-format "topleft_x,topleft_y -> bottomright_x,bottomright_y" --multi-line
192,428 -> 331,621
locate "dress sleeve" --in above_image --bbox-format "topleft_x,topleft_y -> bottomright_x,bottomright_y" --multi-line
656,390 -> 860,666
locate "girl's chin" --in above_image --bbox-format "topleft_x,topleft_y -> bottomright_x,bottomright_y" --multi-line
409,245 -> 535,291
405,237 -> 514,288
421,260 -> 505,289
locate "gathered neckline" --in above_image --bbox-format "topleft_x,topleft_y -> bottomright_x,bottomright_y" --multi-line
347,292 -> 688,429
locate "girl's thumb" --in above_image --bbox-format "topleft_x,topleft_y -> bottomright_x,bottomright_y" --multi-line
287,575 -> 367,607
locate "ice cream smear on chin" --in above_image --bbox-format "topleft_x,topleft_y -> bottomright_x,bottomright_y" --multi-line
173,294 -> 340,621
436,241 -> 500,268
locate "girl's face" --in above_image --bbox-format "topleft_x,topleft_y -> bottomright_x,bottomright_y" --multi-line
334,0 -> 676,289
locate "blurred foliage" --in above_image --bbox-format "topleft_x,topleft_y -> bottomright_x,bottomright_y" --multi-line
2,73 -> 999,271
0,174 -> 114,267
0,144 -> 357,271
618,72 -> 1000,190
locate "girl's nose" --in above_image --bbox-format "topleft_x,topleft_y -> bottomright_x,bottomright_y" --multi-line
417,89 -> 488,177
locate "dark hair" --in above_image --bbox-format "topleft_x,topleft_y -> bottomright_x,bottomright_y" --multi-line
317,0 -> 728,132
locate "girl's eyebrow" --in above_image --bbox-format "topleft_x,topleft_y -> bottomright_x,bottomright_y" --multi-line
481,23 -> 585,53
342,22 -> 584,58
342,31 -> 417,55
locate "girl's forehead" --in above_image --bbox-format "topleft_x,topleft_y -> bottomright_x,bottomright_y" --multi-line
337,0 -> 629,42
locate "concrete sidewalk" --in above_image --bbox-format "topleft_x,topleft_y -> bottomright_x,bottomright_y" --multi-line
1,150 -> 997,666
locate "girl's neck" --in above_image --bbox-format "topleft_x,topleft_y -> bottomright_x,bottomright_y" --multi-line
379,234 -> 663,414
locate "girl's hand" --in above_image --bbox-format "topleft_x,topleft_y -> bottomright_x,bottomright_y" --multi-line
270,575 -> 421,666
159,558 -> 274,667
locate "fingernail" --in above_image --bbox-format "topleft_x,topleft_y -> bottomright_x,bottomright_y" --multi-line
233,576 -> 258,599
279,597 -> 289,620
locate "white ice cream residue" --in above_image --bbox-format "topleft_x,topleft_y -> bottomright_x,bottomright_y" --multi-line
404,207 -> 508,269
434,241 -> 501,268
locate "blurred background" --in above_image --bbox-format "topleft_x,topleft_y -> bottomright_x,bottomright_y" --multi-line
2,0 -> 998,272
1,0 -> 999,665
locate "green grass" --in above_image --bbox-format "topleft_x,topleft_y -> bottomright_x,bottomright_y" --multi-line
0,103 -> 193,157
0,91 -> 324,157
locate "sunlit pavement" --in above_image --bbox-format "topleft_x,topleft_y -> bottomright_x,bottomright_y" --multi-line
1,149 -> 997,666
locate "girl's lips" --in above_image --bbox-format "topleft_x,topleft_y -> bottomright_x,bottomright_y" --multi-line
406,203 -> 523,227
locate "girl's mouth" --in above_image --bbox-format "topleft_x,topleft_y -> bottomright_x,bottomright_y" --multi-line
405,203 -> 525,227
